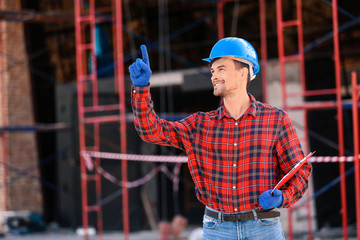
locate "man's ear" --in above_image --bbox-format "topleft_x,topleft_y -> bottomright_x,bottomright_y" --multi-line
240,67 -> 249,80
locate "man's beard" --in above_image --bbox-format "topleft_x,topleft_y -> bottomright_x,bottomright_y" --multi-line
213,88 -> 225,97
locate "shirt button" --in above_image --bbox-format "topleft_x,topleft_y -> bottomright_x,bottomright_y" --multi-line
233,186 -> 236,189
233,163 -> 236,167
234,208 -> 238,212
133,89 -> 136,93
235,122 -> 238,126
234,143 -> 237,146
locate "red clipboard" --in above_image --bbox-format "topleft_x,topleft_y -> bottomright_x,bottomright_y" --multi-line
270,151 -> 315,194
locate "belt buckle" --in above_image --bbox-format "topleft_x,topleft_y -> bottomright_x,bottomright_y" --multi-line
221,213 -> 225,221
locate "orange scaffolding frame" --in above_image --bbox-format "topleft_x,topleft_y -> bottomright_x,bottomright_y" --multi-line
352,71 -> 360,240
275,0 -> 349,239
74,0 -> 128,239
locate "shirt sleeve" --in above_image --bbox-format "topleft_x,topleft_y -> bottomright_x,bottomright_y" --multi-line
275,113 -> 312,208
131,85 -> 194,152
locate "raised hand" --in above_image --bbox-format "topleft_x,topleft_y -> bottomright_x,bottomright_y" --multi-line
129,45 -> 152,87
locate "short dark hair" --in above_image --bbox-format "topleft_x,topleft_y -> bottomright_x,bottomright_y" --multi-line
210,58 -> 251,87
233,60 -> 250,87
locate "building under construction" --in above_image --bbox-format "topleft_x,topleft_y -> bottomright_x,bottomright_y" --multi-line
1,0 -> 360,239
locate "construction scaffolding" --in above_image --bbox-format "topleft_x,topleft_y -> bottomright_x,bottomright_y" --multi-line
72,1 -> 360,240
1,0 -> 360,239
275,0 -> 352,239
74,0 -> 128,239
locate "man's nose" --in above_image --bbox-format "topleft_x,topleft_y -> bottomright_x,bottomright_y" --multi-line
211,72 -> 218,81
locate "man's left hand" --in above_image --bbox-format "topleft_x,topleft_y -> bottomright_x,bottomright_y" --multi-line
259,189 -> 283,209
128,45 -> 152,86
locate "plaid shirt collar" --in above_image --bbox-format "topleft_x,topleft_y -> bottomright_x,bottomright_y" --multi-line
216,94 -> 257,120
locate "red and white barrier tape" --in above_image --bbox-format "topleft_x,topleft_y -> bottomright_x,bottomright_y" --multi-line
80,151 -> 360,190
82,151 -> 95,171
311,155 -> 359,163
97,164 -> 181,189
81,150 -> 188,163
81,150 -> 359,163
80,151 -> 182,188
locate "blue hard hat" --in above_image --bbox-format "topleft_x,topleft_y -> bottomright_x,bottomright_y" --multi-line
203,37 -> 260,75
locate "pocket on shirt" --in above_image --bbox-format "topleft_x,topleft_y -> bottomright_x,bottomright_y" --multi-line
257,216 -> 280,226
202,215 -> 219,229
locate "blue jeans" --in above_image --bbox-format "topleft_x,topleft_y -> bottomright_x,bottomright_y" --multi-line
202,208 -> 285,240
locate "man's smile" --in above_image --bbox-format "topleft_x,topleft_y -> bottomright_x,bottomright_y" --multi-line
213,80 -> 225,87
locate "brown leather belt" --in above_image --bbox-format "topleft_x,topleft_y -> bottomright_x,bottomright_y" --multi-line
205,208 -> 280,222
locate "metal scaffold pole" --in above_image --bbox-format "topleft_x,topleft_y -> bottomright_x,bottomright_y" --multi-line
74,1 -> 90,239
217,0 -> 225,39
332,0 -> 348,238
113,0 -> 130,239
352,71 -> 360,240
259,0 -> 268,103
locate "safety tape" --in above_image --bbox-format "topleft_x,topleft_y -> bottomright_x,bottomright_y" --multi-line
80,150 -> 360,208
81,150 -> 360,164
310,155 -> 359,162
81,150 -> 183,189
97,164 -> 182,189
81,150 -> 188,163
79,151 -> 360,191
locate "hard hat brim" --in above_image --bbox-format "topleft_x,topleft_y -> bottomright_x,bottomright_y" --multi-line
202,58 -> 211,63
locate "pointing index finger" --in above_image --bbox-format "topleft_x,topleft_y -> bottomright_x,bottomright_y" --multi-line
140,45 -> 150,67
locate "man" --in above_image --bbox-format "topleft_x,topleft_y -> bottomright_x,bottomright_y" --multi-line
129,37 -> 312,240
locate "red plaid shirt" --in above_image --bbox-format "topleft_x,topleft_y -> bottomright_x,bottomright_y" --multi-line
132,85 -> 312,213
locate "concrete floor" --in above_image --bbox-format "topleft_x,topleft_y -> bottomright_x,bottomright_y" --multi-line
0,225 -> 357,240
0,228 -> 196,240
0,230 -> 358,240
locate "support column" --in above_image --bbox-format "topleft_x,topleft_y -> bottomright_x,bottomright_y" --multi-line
0,0 -> 42,213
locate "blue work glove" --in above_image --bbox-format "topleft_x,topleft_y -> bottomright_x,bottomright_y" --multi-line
259,189 -> 283,209
128,45 -> 152,87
